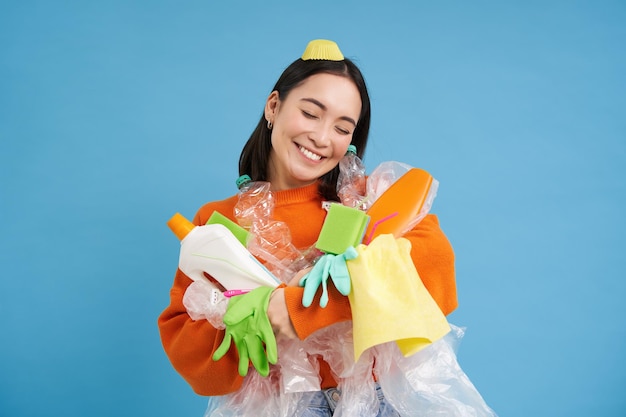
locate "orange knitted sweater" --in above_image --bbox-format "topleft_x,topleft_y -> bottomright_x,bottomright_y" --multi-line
158,182 -> 457,396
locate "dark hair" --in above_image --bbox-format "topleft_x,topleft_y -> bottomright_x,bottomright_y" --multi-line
238,57 -> 371,201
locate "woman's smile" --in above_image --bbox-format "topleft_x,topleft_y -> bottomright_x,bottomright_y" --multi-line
296,144 -> 324,162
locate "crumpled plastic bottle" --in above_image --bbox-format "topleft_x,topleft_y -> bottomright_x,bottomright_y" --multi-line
234,175 -> 314,282
337,145 -> 370,210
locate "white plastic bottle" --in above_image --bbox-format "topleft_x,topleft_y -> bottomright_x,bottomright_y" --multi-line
167,213 -> 281,290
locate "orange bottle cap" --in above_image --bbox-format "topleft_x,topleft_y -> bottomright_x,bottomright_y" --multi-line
167,212 -> 195,241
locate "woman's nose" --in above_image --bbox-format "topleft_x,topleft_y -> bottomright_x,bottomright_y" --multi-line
310,124 -> 332,147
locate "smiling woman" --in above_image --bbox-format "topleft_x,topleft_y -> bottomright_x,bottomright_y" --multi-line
157,40 -> 463,417
237,42 -> 371,202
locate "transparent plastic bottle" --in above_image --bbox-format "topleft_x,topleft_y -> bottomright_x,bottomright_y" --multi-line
234,175 -> 309,282
337,145 -> 369,210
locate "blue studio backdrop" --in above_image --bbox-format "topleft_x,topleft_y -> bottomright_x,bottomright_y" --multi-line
1,1 -> 625,417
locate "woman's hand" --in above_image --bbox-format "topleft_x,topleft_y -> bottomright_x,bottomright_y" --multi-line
288,266 -> 312,287
267,287 -> 298,340
266,267 -> 312,340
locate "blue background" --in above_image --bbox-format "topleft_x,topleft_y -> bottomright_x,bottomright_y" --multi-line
1,1 -> 624,416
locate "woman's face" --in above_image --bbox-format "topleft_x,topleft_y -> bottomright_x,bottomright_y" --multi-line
265,72 -> 362,191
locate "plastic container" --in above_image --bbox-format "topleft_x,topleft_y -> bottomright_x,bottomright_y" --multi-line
337,145 -> 369,210
167,213 -> 281,290
363,166 -> 438,244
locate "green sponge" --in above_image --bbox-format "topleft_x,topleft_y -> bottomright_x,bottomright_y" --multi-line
206,211 -> 250,246
315,203 -> 370,254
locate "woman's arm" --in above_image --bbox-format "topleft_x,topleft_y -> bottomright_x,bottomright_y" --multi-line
283,283 -> 353,340
158,269 -> 244,396
282,213 -> 457,342
403,213 -> 458,315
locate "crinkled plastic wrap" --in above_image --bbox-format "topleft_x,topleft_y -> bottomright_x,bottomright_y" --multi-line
183,279 -> 228,329
375,325 -> 497,416
302,322 -> 496,417
304,322 -> 379,417
276,338 -> 321,393
203,368 -> 308,417
365,161 -> 413,204
203,322 -> 497,417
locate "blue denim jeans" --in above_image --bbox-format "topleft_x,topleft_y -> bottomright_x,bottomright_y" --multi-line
297,384 -> 400,417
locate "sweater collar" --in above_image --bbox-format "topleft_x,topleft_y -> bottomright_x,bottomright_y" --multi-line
271,182 -> 321,206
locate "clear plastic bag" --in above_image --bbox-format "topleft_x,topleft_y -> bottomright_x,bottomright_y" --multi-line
204,321 -> 497,416
305,321 -> 379,417
304,322 -> 496,417
203,369 -> 304,417
365,161 -> 413,205
183,278 -> 227,329
277,339 -> 321,393
375,325 -> 498,417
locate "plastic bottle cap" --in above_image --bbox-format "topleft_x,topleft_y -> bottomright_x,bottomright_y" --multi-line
167,212 -> 195,241
346,145 -> 357,155
236,175 -> 252,189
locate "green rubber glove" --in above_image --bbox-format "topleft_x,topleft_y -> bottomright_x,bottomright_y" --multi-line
212,286 -> 277,377
299,247 -> 358,308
